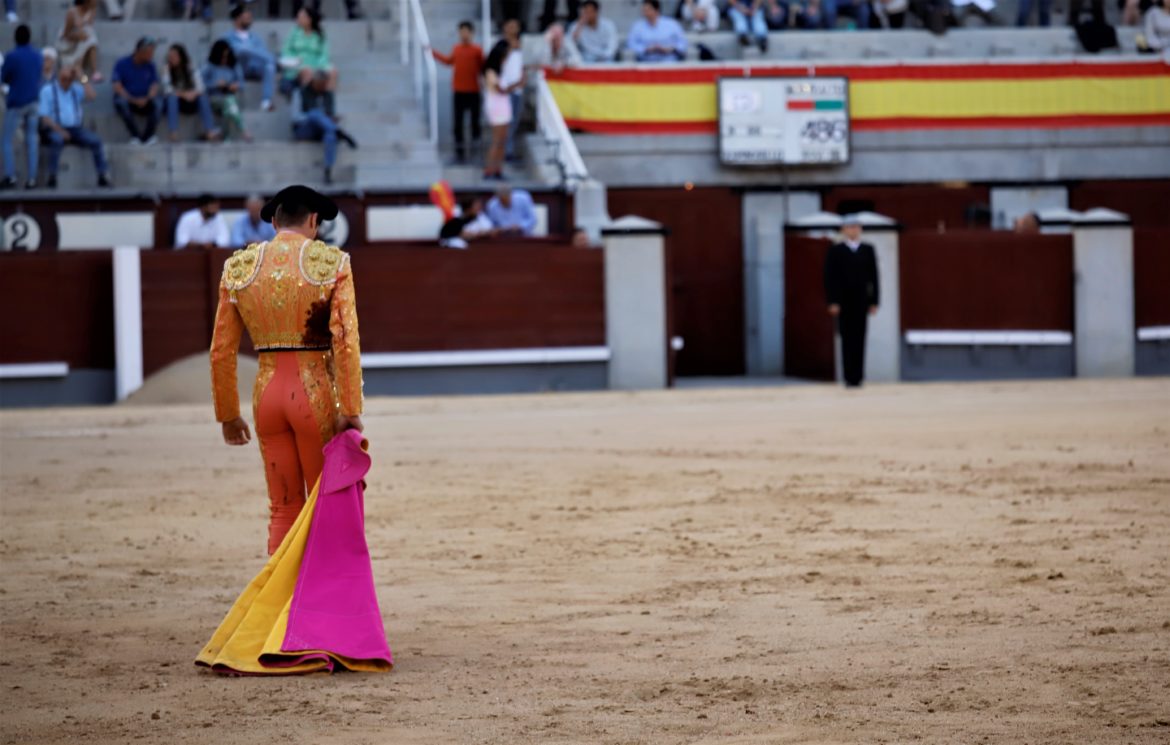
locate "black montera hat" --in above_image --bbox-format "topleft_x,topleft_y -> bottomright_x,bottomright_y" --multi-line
260,184 -> 339,223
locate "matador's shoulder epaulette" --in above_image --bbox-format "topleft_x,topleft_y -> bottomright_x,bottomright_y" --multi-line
222,242 -> 266,295
298,241 -> 349,286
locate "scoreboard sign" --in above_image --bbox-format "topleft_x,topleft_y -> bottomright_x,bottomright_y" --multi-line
718,77 -> 850,166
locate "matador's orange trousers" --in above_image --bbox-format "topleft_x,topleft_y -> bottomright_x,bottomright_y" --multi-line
253,351 -> 338,554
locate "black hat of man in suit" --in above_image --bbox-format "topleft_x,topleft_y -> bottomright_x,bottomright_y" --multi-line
261,185 -> 339,223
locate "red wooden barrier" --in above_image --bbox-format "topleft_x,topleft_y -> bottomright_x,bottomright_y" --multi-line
899,230 -> 1074,331
1134,227 -> 1170,329
783,235 -> 836,382
0,252 -> 114,369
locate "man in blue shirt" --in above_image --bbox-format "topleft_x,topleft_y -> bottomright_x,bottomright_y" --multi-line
627,0 -> 688,62
39,64 -> 111,189
231,193 -> 278,247
225,5 -> 276,111
485,185 -> 537,235
1,25 -> 44,189
112,37 -> 162,144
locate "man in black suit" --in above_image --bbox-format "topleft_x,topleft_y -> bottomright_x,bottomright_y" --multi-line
823,216 -> 880,387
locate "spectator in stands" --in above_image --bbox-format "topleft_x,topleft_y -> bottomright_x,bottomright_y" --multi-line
1,24 -> 43,190
204,40 -> 252,141
1142,0 -> 1170,50
175,194 -> 230,249
482,40 -> 512,181
569,0 -> 619,63
41,48 -> 58,83
291,71 -> 357,185
38,63 -> 112,189
430,21 -> 485,164
540,24 -> 582,71
282,7 -> 337,95
823,0 -> 871,28
501,18 -> 526,163
823,215 -> 879,388
1013,212 -> 1040,234
176,0 -> 212,21
163,44 -> 223,142
1016,0 -> 1051,25
57,0 -> 102,83
681,0 -> 722,31
112,37 -> 162,145
268,0 -> 364,20
570,227 -> 592,248
486,185 -> 537,235
793,0 -> 827,27
232,193 -> 278,247
226,5 -> 276,112
628,0 -> 688,62
5,0 -> 17,23
728,0 -> 770,51
541,0 -> 581,30
1120,0 -> 1155,26
873,0 -> 909,27
439,198 -> 497,249
763,0 -> 793,28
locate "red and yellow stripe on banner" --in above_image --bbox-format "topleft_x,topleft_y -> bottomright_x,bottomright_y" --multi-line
546,60 -> 1170,133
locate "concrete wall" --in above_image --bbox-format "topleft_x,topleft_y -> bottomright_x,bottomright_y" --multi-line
577,128 -> 1170,189
1074,223 -> 1135,377
603,219 -> 668,389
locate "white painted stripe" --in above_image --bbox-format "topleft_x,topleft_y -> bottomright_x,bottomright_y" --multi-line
1137,326 -> 1170,342
905,330 -> 1073,346
366,204 -> 550,241
113,246 -> 144,400
0,362 -> 70,379
362,346 -> 611,369
56,213 -> 154,250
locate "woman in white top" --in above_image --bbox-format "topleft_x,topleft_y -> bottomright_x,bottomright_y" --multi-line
1143,0 -> 1170,51
681,0 -> 722,31
162,43 -> 222,142
57,0 -> 101,82
482,40 -> 512,181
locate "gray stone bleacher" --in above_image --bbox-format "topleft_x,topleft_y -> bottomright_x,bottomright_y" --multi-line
520,25 -> 1143,62
4,4 -> 442,192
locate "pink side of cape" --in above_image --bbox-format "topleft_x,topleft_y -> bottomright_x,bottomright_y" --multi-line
281,429 -> 393,665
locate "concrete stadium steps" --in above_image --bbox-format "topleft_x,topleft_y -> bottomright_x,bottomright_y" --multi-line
14,0 -> 394,22
7,16 -> 444,191
37,138 -> 440,192
518,26 -> 1143,62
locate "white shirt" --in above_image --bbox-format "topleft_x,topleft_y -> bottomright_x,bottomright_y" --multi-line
501,47 -> 523,90
174,208 -> 230,249
845,239 -> 861,252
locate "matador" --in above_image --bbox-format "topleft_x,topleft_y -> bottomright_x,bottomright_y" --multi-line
209,185 -> 364,554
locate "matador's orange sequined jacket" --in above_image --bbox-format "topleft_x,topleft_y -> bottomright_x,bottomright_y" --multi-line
209,232 -> 363,423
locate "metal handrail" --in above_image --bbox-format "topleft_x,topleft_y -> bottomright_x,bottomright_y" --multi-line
535,71 -> 589,191
400,0 -> 439,145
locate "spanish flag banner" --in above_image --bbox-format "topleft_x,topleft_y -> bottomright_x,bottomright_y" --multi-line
546,59 -> 1170,133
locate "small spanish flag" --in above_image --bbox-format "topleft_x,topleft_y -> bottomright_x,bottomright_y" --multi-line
429,180 -> 456,221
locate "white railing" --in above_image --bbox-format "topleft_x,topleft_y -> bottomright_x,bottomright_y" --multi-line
400,0 -> 439,145
535,72 -> 589,191
482,0 -> 493,51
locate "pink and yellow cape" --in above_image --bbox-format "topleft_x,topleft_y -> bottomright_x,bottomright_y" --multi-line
195,430 -> 393,674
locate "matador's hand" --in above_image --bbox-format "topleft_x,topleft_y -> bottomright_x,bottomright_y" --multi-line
336,414 -> 364,434
222,417 -> 252,446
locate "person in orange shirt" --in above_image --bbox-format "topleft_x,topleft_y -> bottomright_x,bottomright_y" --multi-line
429,21 -> 484,163
210,185 -> 364,555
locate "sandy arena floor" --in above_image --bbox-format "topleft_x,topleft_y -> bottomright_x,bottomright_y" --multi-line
1,379 -> 1169,744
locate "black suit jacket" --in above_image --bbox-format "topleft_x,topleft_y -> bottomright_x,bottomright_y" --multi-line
823,241 -> 880,309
